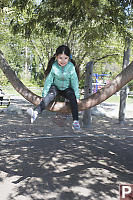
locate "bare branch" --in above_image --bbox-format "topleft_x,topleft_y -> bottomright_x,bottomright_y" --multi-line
93,53 -> 119,64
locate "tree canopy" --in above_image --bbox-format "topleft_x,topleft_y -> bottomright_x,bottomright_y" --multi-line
0,0 -> 132,90
9,0 -> 132,40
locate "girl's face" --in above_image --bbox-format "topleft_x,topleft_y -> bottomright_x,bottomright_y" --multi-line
56,53 -> 69,67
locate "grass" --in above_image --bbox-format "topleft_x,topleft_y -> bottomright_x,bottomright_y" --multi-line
2,84 -> 133,104
105,94 -> 133,104
2,85 -> 43,97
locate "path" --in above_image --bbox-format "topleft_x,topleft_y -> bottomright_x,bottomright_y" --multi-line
0,96 -> 132,200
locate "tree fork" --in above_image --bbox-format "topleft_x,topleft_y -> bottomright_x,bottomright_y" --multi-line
0,51 -> 133,114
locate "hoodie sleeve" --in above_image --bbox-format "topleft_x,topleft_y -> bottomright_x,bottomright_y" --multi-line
70,66 -> 80,99
42,67 -> 54,97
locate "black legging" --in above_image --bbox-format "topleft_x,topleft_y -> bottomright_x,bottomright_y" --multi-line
35,85 -> 78,121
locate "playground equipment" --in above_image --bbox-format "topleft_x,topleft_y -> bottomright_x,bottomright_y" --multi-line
93,73 -> 111,93
0,88 -> 10,108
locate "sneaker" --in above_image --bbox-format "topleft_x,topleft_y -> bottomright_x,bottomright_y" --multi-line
27,108 -> 38,123
72,120 -> 81,131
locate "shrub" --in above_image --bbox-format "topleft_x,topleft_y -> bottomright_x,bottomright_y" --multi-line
128,80 -> 133,91
0,74 -> 9,86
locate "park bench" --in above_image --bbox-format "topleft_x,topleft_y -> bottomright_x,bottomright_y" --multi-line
128,91 -> 133,97
0,89 -> 10,108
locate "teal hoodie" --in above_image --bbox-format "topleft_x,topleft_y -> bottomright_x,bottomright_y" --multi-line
42,61 -> 80,99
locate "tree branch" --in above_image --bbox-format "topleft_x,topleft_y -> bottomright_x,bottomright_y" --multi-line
93,53 -> 119,64
66,23 -> 74,45
80,53 -> 119,80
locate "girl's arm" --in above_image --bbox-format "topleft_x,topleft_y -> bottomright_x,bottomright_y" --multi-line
70,67 -> 80,100
42,68 -> 54,97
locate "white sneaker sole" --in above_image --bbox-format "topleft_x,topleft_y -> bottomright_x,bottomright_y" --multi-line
27,108 -> 34,116
27,108 -> 34,123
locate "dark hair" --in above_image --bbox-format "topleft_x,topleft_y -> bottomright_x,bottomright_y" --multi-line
44,45 -> 79,78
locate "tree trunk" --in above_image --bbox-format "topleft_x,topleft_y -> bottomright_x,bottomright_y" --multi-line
0,50 -> 133,113
82,61 -> 93,128
22,45 -> 30,80
119,37 -> 131,124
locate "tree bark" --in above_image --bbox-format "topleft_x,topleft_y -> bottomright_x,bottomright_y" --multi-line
0,50 -> 133,114
119,37 -> 131,124
82,61 -> 93,128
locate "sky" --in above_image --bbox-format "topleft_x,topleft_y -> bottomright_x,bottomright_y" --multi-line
35,0 -> 42,5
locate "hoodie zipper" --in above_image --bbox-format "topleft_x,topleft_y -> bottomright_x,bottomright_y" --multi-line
61,67 -> 64,90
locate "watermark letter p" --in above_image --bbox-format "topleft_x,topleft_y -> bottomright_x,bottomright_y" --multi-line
120,184 -> 133,200
122,186 -> 131,198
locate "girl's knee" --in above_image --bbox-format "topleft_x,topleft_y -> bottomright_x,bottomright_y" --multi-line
65,88 -> 75,96
67,94 -> 77,102
49,85 -> 58,96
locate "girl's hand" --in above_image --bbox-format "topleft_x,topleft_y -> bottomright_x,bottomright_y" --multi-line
77,99 -> 80,103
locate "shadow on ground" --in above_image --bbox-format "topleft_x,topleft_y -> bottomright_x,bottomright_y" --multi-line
0,132 -> 133,200
0,98 -> 133,200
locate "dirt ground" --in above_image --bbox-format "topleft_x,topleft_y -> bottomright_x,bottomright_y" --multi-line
0,97 -> 133,200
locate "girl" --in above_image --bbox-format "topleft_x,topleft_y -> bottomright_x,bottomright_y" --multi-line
27,45 -> 81,131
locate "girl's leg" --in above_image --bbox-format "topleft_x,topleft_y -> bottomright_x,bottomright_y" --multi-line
61,88 -> 78,121
27,85 -> 59,123
35,85 -> 59,113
